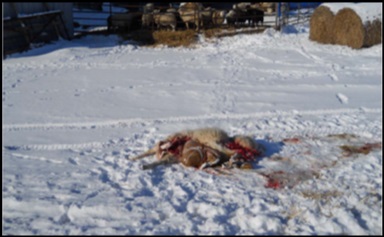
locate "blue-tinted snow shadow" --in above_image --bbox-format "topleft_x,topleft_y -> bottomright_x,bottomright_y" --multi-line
4,34 -> 136,59
253,139 -> 285,168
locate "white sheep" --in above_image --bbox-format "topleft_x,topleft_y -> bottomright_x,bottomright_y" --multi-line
178,2 -> 204,31
143,3 -> 154,13
153,10 -> 177,31
233,2 -> 251,12
212,9 -> 227,26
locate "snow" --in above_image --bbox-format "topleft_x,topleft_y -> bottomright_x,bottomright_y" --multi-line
2,9 -> 382,235
322,2 -> 382,22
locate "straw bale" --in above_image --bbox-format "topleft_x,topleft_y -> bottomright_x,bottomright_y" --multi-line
332,8 -> 365,49
363,18 -> 382,47
309,6 -> 335,44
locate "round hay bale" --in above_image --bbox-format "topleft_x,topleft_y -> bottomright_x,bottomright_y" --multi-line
309,6 -> 335,44
364,18 -> 382,47
332,8 -> 365,49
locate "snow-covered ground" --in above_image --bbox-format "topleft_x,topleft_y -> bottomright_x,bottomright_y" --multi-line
2,9 -> 382,235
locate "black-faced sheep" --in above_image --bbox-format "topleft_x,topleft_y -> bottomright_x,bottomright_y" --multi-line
108,12 -> 142,32
226,9 -> 247,26
233,2 -> 251,12
246,7 -> 264,27
226,5 -> 264,27
199,7 -> 215,29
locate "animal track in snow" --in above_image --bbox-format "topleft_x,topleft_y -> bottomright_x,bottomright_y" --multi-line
336,93 -> 349,104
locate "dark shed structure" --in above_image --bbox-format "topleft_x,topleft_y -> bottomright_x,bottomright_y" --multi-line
3,2 -> 74,56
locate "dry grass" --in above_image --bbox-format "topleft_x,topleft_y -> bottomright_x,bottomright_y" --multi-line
284,205 -> 305,220
152,29 -> 198,47
118,29 -> 197,47
118,26 -> 268,48
327,133 -> 358,140
301,190 -> 343,202
205,26 -> 266,38
339,142 -> 382,156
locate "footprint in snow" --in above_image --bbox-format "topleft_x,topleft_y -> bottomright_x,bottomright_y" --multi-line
329,73 -> 338,81
336,93 -> 349,104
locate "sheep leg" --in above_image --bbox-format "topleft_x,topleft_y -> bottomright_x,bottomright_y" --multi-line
200,157 -> 220,169
129,147 -> 157,161
199,147 -> 223,169
142,153 -> 178,170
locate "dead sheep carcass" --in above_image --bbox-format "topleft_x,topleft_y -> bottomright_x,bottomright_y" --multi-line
130,127 -> 265,170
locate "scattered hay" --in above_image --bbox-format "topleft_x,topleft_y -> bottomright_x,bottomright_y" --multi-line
301,190 -> 343,201
117,29 -> 198,47
203,28 -> 227,38
339,142 -> 382,156
202,26 -> 264,39
327,133 -> 358,140
284,206 -> 305,220
332,8 -> 366,49
117,25 -> 268,48
309,6 -> 335,44
152,29 -> 198,47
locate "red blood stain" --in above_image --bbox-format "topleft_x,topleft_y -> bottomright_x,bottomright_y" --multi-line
282,137 -> 301,144
262,171 -> 285,189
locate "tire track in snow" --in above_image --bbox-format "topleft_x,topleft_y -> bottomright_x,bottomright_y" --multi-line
3,108 -> 381,132
296,42 -> 342,82
3,108 -> 381,151
2,126 -> 379,152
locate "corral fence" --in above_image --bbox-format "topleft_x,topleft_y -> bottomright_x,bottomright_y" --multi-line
73,2 -> 323,35
3,2 -> 323,57
3,2 -> 73,57
276,2 -> 322,28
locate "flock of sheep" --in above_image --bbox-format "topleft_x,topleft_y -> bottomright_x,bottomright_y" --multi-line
108,2 -> 273,32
